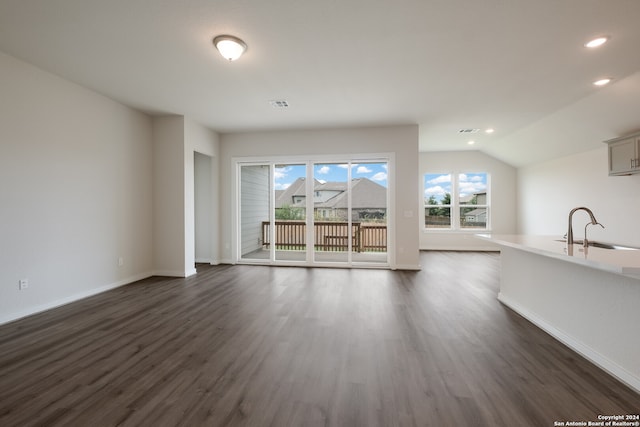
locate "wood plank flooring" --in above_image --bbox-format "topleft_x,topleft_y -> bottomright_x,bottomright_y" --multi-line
0,251 -> 638,426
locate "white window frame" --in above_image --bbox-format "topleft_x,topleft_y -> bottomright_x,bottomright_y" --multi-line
423,172 -> 491,232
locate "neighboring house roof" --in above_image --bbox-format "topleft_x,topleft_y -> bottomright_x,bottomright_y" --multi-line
460,191 -> 486,204
275,177 -> 387,209
275,177 -> 311,208
316,178 -> 387,209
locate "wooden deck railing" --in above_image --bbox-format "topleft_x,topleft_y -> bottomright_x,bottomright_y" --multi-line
261,221 -> 387,252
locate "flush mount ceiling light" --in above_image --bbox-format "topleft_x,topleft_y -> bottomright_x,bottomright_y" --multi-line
213,35 -> 247,61
593,78 -> 612,86
584,36 -> 609,48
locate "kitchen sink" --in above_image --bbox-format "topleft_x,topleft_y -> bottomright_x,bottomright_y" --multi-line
555,239 -> 639,251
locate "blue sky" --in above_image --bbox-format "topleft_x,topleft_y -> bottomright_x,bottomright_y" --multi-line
275,163 -> 388,190
424,173 -> 488,203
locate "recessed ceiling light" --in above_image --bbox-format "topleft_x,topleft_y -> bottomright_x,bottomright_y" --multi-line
485,128 -> 495,134
467,140 -> 476,145
458,128 -> 480,134
593,78 -> 612,86
584,36 -> 609,48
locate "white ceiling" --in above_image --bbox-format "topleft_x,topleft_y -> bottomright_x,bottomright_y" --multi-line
1,0 -> 640,167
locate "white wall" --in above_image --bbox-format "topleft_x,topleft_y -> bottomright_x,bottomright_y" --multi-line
0,51 -> 154,324
220,125 -> 421,269
419,150 -> 517,250
518,147 -> 640,247
184,117 -> 220,266
194,152 -> 212,262
152,116 -> 187,276
153,115 -> 220,276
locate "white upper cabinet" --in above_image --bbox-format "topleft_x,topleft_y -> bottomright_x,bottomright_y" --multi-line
605,132 -> 640,176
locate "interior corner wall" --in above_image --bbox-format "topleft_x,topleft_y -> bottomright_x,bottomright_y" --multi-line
152,115 -> 187,276
219,125 -> 421,270
419,150 -> 517,250
0,51 -> 154,324
184,117 -> 220,267
195,152 -> 213,263
152,115 -> 220,276
517,147 -> 640,248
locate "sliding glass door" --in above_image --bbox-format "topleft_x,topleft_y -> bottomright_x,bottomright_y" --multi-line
350,161 -> 388,265
239,164 -> 270,261
312,162 -> 350,264
237,157 -> 389,267
273,163 -> 307,262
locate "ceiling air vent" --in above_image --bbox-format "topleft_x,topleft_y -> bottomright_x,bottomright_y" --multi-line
269,100 -> 289,108
458,128 -> 480,134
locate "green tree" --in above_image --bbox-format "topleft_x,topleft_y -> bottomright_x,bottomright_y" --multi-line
442,193 -> 451,205
275,204 -> 304,220
436,193 -> 451,217
426,195 -> 439,216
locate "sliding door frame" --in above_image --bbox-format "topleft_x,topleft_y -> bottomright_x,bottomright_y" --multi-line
232,153 -> 395,269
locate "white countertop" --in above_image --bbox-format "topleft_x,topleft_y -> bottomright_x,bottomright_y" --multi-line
476,234 -> 640,278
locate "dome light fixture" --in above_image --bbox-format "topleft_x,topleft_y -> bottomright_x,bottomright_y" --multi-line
584,36 -> 609,48
213,35 -> 247,61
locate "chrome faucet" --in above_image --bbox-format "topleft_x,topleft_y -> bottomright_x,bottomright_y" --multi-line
567,207 -> 604,246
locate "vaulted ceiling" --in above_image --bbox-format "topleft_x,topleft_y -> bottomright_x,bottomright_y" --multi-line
1,0 -> 639,166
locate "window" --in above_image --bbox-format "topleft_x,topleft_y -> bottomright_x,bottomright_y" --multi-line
424,172 -> 489,230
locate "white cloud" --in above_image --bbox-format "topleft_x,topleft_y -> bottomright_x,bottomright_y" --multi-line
275,182 -> 291,190
274,167 -> 291,180
317,166 -> 331,174
426,174 -> 451,185
459,173 -> 484,183
425,185 -> 447,197
382,164 -> 388,170
356,166 -> 372,174
338,163 -> 358,169
371,172 -> 387,181
459,181 -> 487,197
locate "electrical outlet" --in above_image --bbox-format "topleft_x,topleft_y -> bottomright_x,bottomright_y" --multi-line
118,257 -> 124,267
19,279 -> 28,290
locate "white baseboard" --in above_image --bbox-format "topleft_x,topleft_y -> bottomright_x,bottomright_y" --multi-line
0,271 -> 154,326
498,292 -> 640,394
392,264 -> 422,271
152,269 -> 197,277
420,246 -> 500,251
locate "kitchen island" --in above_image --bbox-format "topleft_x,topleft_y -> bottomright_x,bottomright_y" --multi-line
477,234 -> 640,393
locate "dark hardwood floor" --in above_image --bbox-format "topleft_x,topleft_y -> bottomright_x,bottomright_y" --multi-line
0,251 -> 638,426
